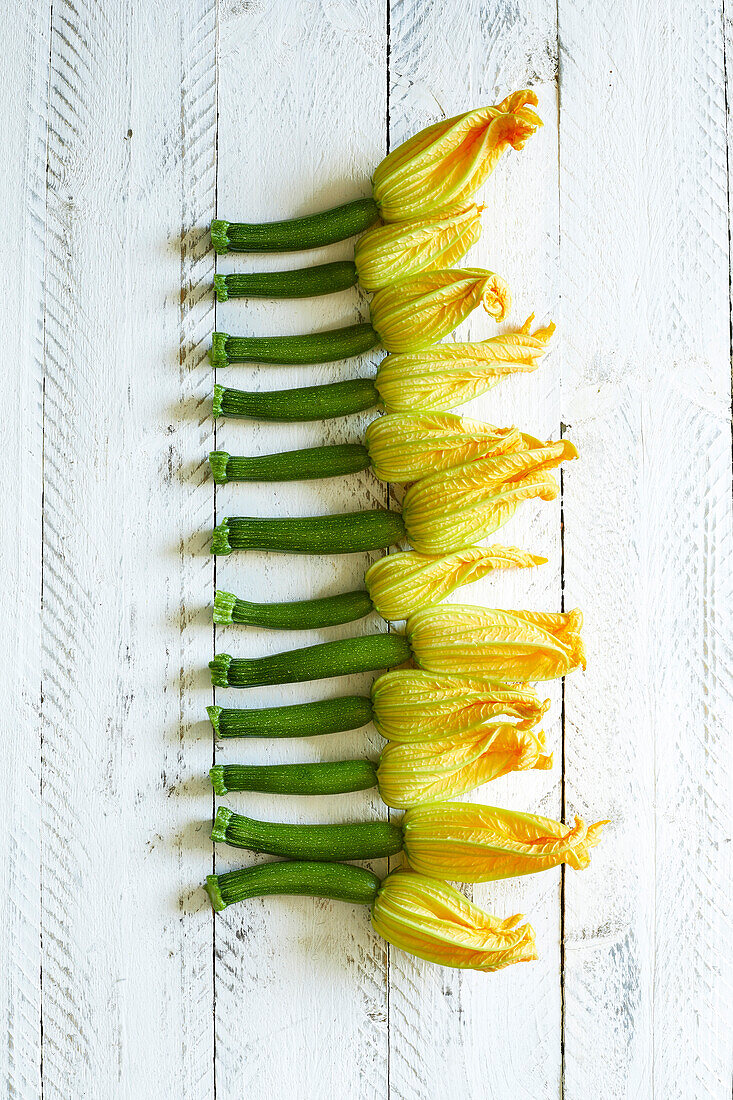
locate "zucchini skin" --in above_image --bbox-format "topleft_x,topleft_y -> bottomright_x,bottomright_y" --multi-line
211,199 -> 380,254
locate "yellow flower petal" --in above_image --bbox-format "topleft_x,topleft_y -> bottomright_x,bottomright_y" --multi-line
406,604 -> 586,681
402,803 -> 608,882
371,670 -> 549,741
369,268 -> 511,353
402,439 -> 578,553
376,725 -> 551,808
354,207 -> 482,292
372,91 -> 543,221
370,869 -> 537,971
364,544 -> 545,620
374,316 -> 555,413
364,411 -> 526,482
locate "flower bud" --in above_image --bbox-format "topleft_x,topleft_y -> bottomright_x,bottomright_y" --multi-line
406,605 -> 586,681
370,869 -> 537,971
372,91 -> 542,221
371,670 -> 549,742
402,439 -> 578,553
354,206 -> 483,292
364,411 -> 526,482
369,268 -> 510,353
364,544 -> 544,620
374,316 -> 554,413
376,725 -> 551,808
402,803 -> 608,881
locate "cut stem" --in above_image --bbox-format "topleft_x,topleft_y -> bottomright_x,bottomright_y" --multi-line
211,511 -> 406,555
212,806 -> 404,860
213,588 -> 375,629
210,760 -> 378,796
211,199 -> 380,254
209,445 -> 371,483
212,379 -> 380,422
214,262 -> 358,301
209,633 -> 411,688
210,324 -> 379,366
207,696 -> 373,739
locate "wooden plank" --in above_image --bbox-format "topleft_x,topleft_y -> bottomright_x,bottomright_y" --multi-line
558,1 -> 733,1095
213,2 -> 389,1097
40,2 -> 216,1095
387,3 -> 564,1097
0,2 -> 50,1096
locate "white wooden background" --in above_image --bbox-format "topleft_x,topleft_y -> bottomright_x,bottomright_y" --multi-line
2,0 -> 731,1097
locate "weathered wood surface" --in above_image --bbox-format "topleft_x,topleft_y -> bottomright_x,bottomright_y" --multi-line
0,0 -> 730,1097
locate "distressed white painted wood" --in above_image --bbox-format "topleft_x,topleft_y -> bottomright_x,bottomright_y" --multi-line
0,3 -> 49,1097
1,0 -> 731,1098
558,1 -> 733,1096
38,2 -> 216,1096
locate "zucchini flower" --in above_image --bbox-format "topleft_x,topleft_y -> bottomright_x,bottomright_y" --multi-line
212,544 -> 544,630
354,207 -> 483,291
205,672 -> 548,743
370,870 -> 537,971
210,318 -> 553,423
375,316 -> 555,413
370,671 -> 549,741
375,725 -> 551,808
208,604 -> 584,689
210,268 -> 510,366
205,861 -> 537,974
372,91 -> 543,221
209,722 -> 550,808
210,803 -> 607,883
405,605 -> 586,681
210,438 -> 577,557
401,803 -> 608,881
215,207 -> 483,300
210,411 -> 529,485
364,544 -> 543,620
402,437 -> 578,553
211,91 -> 541,253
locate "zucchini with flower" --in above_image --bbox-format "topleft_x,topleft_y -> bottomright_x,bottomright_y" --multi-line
207,670 -> 549,741
209,606 -> 586,688
205,862 -> 537,973
211,91 -> 541,252
210,268 -> 510,365
210,721 -> 551,809
215,207 -> 483,299
211,438 -> 577,555
210,802 -> 607,881
212,544 -> 544,629
212,317 -> 554,421
209,412 -> 538,484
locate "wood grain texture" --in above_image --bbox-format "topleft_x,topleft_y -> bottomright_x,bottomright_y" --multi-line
0,2 -> 50,1097
213,2 -> 389,1097
387,4 -> 564,1098
40,1 -> 216,1096
558,0 -> 733,1096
